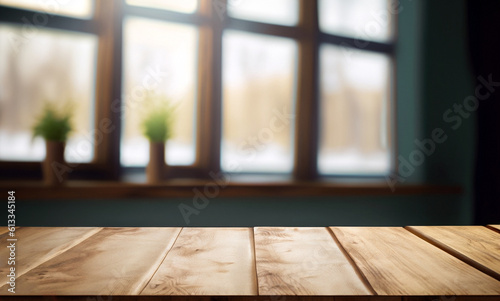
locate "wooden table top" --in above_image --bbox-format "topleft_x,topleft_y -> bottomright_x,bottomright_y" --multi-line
1,226 -> 500,300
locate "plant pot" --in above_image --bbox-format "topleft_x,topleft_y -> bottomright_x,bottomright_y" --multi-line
43,141 -> 67,186
147,142 -> 166,184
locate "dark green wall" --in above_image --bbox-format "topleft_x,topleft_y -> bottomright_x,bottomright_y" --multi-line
19,195 -> 464,227
420,0 -> 474,223
17,0 -> 476,227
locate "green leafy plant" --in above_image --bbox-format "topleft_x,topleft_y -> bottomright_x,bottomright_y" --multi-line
141,93 -> 175,143
32,102 -> 73,142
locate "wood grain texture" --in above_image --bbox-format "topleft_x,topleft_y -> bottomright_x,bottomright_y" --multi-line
407,226 -> 500,280
0,227 -> 12,236
0,227 -> 101,294
488,225 -> 500,232
334,296 -> 400,301
254,227 -> 373,295
11,227 -> 181,295
2,297 -> 500,301
401,298 -> 500,301
1,296 -> 499,301
141,228 -> 257,295
330,227 -> 500,295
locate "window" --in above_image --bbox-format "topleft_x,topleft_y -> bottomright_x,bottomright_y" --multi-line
319,0 -> 393,42
0,0 -> 94,19
221,30 -> 297,173
121,17 -> 198,167
317,0 -> 394,176
0,0 -> 395,181
126,0 -> 198,14
0,1 -> 98,168
228,0 -> 299,26
318,45 -> 391,175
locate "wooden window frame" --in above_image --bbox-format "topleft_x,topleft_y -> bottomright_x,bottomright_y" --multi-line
0,0 -> 396,182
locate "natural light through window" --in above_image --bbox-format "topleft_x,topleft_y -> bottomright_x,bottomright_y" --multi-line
0,0 -> 94,19
126,0 -> 198,14
319,0 -> 393,42
0,25 -> 97,163
221,30 -> 297,173
0,0 -> 396,180
121,17 -> 198,167
318,44 -> 391,175
228,0 -> 299,26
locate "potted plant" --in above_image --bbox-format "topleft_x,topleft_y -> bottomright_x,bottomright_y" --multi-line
141,94 -> 174,184
32,103 -> 73,186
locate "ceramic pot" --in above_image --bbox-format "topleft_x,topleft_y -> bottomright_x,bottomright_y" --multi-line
43,141 -> 67,186
147,142 -> 165,184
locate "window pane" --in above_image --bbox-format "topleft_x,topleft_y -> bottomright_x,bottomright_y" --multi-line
222,30 -> 296,173
318,45 -> 391,175
229,0 -> 299,26
319,0 -> 393,42
0,24 -> 97,162
126,0 -> 198,14
121,17 -> 198,167
0,0 -> 94,19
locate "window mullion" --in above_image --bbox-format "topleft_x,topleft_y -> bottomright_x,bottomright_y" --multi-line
93,0 -> 123,179
0,5 -> 97,33
294,0 -> 320,180
195,0 -> 224,176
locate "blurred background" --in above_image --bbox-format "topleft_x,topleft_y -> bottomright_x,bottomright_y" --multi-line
0,0 -> 392,173
0,0 -> 499,226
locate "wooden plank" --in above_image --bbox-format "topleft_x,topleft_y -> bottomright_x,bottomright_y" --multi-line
0,227 -> 12,236
336,296 -> 402,301
254,227 -> 373,295
141,228 -> 256,295
0,227 -> 101,293
0,297 -> 498,301
407,226 -> 500,281
1,297 -> 500,301
9,227 -> 181,295
0,297 -> 407,301
487,225 -> 500,233
402,298 -> 500,301
330,227 -> 500,295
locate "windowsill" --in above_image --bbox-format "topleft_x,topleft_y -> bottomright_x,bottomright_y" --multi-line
0,179 -> 463,200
